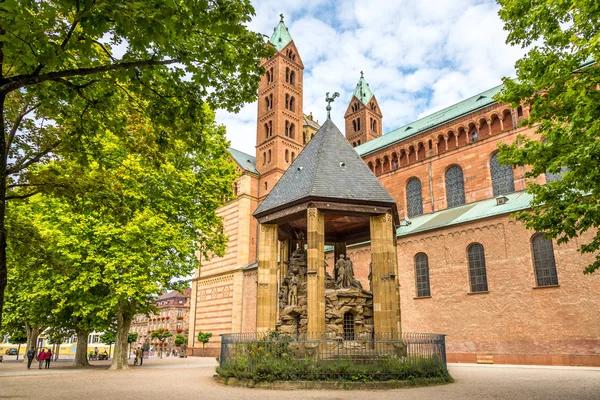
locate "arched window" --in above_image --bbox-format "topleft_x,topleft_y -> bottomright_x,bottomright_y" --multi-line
352,120 -> 357,132
285,67 -> 290,83
290,123 -> 295,139
290,70 -> 295,85
467,243 -> 488,292
268,149 -> 271,163
233,182 -> 238,197
285,94 -> 290,110
285,120 -> 290,137
490,152 -> 515,196
357,140 -> 361,145
414,253 -> 431,297
263,152 -> 266,165
291,152 -> 295,162
373,120 -> 377,132
289,96 -> 295,112
264,181 -> 268,191
445,165 -> 465,207
264,123 -> 269,140
266,70 -> 271,84
356,118 -> 361,130
406,178 -> 423,217
370,102 -> 376,111
353,142 -> 356,147
285,149 -> 289,163
531,233 -> 558,286
343,312 -> 355,340
268,120 -> 273,137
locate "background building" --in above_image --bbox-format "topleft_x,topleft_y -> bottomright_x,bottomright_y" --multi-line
188,19 -> 600,366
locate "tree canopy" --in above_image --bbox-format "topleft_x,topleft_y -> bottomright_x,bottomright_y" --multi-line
0,0 -> 272,324
496,0 -> 600,273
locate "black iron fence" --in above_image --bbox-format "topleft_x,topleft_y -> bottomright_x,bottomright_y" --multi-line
218,331 -> 447,381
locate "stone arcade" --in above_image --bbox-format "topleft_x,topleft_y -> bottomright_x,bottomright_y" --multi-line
253,118 -> 401,338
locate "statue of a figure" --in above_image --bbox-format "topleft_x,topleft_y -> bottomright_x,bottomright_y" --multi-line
279,285 -> 288,309
344,255 -> 355,287
287,273 -> 298,306
335,254 -> 346,288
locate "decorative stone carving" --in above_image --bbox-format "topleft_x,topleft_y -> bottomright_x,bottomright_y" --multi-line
287,273 -> 298,306
335,254 -> 346,288
344,256 -> 355,287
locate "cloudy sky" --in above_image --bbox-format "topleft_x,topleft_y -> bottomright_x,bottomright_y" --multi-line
220,0 -> 528,156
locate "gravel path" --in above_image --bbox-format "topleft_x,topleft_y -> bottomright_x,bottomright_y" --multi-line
1,357 -> 599,400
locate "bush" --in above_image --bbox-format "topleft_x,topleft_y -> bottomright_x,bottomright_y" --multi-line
216,337 -> 452,383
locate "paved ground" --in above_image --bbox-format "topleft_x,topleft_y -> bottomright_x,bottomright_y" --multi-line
1,356 -> 599,400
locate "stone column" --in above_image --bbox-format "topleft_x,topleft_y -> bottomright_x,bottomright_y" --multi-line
256,223 -> 278,332
306,207 -> 325,335
370,212 -> 401,337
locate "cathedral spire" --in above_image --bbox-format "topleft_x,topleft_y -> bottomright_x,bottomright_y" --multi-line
269,16 -> 293,51
353,72 -> 374,106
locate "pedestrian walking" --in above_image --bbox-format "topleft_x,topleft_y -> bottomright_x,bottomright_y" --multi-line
140,347 -> 145,366
37,349 -> 46,369
26,346 -> 36,369
45,348 -> 52,369
134,346 -> 142,366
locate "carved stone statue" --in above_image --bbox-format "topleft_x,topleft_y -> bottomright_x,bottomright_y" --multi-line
279,285 -> 288,309
335,254 -> 346,288
287,273 -> 298,306
344,256 -> 355,287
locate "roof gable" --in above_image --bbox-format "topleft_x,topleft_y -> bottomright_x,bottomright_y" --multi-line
253,119 -> 396,217
228,147 -> 258,175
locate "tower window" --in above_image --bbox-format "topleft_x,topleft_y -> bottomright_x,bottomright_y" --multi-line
265,94 -> 273,111
290,123 -> 295,139
289,96 -> 295,112
357,118 -> 361,130
264,123 -> 269,140
357,140 -> 361,145
343,312 -> 355,340
268,149 -> 271,163
266,67 -> 274,84
268,121 -> 273,137
370,102 -> 376,111
263,152 -> 266,165
353,142 -> 356,147
352,120 -> 357,132
285,67 -> 290,83
264,181 -> 268,191
285,94 -> 290,110
285,149 -> 289,163
290,70 -> 295,85
285,120 -> 290,137
467,243 -> 488,293
291,152 -> 295,161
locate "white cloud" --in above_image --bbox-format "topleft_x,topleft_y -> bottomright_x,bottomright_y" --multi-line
221,0 -> 527,155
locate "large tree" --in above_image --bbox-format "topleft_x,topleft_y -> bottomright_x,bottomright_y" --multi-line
0,0 -> 271,323
496,0 -> 600,273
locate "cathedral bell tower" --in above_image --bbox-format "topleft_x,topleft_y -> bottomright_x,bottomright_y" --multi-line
256,15 -> 305,199
344,72 -> 383,147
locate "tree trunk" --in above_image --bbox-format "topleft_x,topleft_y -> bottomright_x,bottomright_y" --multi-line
110,311 -> 132,370
73,329 -> 90,367
55,342 -> 61,360
25,323 -> 40,352
0,93 -> 6,325
109,343 -> 112,358
16,343 -> 20,361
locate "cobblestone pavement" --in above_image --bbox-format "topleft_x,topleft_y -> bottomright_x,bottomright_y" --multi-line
1,357 -> 599,400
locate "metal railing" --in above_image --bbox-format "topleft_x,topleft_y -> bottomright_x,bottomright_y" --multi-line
218,331 -> 447,381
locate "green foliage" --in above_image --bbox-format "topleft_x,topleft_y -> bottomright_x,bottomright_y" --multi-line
99,331 -> 116,346
127,333 -> 138,344
150,328 -> 173,342
0,0 -> 272,324
174,334 -> 187,347
197,331 -> 213,347
496,0 -> 600,273
9,329 -> 27,345
217,338 -> 451,383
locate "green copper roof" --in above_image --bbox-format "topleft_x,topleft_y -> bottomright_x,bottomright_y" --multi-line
228,147 -> 258,175
269,21 -> 293,52
396,191 -> 533,238
353,75 -> 375,105
355,84 -> 504,156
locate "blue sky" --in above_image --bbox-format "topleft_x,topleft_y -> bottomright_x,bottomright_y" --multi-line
220,0 -> 528,156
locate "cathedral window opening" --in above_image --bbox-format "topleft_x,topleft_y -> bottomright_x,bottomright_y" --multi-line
445,165 -> 466,207
266,67 -> 274,84
531,233 -> 558,287
437,135 -> 446,154
370,102 -> 376,112
479,118 -> 490,139
357,118 -> 361,130
490,152 -> 515,196
233,182 -> 238,197
264,181 -> 268,191
285,67 -> 290,83
289,96 -> 295,112
415,253 -> 431,297
447,132 -> 457,151
467,243 -> 488,293
285,94 -> 290,110
268,149 -> 272,163
290,70 -> 296,85
291,152 -> 295,161
285,149 -> 289,163
471,131 -> 479,142
268,121 -> 273,137
285,120 -> 290,137
372,119 -> 377,132
343,312 -> 355,341
353,142 -> 356,147
392,156 -> 399,169
264,123 -> 269,140
352,120 -> 357,132
290,123 -> 295,139
357,140 -> 361,145
428,139 -> 433,150
490,115 -> 502,135
406,178 -> 423,218
263,152 -> 266,165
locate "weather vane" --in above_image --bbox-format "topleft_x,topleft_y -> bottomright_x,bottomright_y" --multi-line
325,92 -> 340,120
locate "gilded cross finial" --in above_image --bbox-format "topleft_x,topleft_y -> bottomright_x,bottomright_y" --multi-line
325,92 -> 340,120
280,13 -> 284,22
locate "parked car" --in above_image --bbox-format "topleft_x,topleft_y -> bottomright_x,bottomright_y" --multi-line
5,348 -> 18,355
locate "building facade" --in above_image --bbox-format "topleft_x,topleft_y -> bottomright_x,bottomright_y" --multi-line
189,18 -> 600,366
130,289 -> 191,352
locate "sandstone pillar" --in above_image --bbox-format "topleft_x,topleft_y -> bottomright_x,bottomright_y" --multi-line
256,223 -> 278,332
306,207 -> 325,335
370,212 -> 401,337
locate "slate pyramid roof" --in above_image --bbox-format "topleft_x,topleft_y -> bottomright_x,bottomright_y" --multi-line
269,20 -> 293,52
353,75 -> 374,105
254,119 -> 396,218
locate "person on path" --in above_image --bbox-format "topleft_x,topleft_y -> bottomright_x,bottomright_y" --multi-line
37,349 -> 46,369
140,346 -> 145,366
135,347 -> 142,366
26,346 -> 36,369
45,349 -> 52,369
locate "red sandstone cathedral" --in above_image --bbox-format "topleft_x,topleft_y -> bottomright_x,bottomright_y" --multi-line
188,18 -> 600,366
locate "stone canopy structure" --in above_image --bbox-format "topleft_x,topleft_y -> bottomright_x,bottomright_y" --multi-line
253,119 -> 401,337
